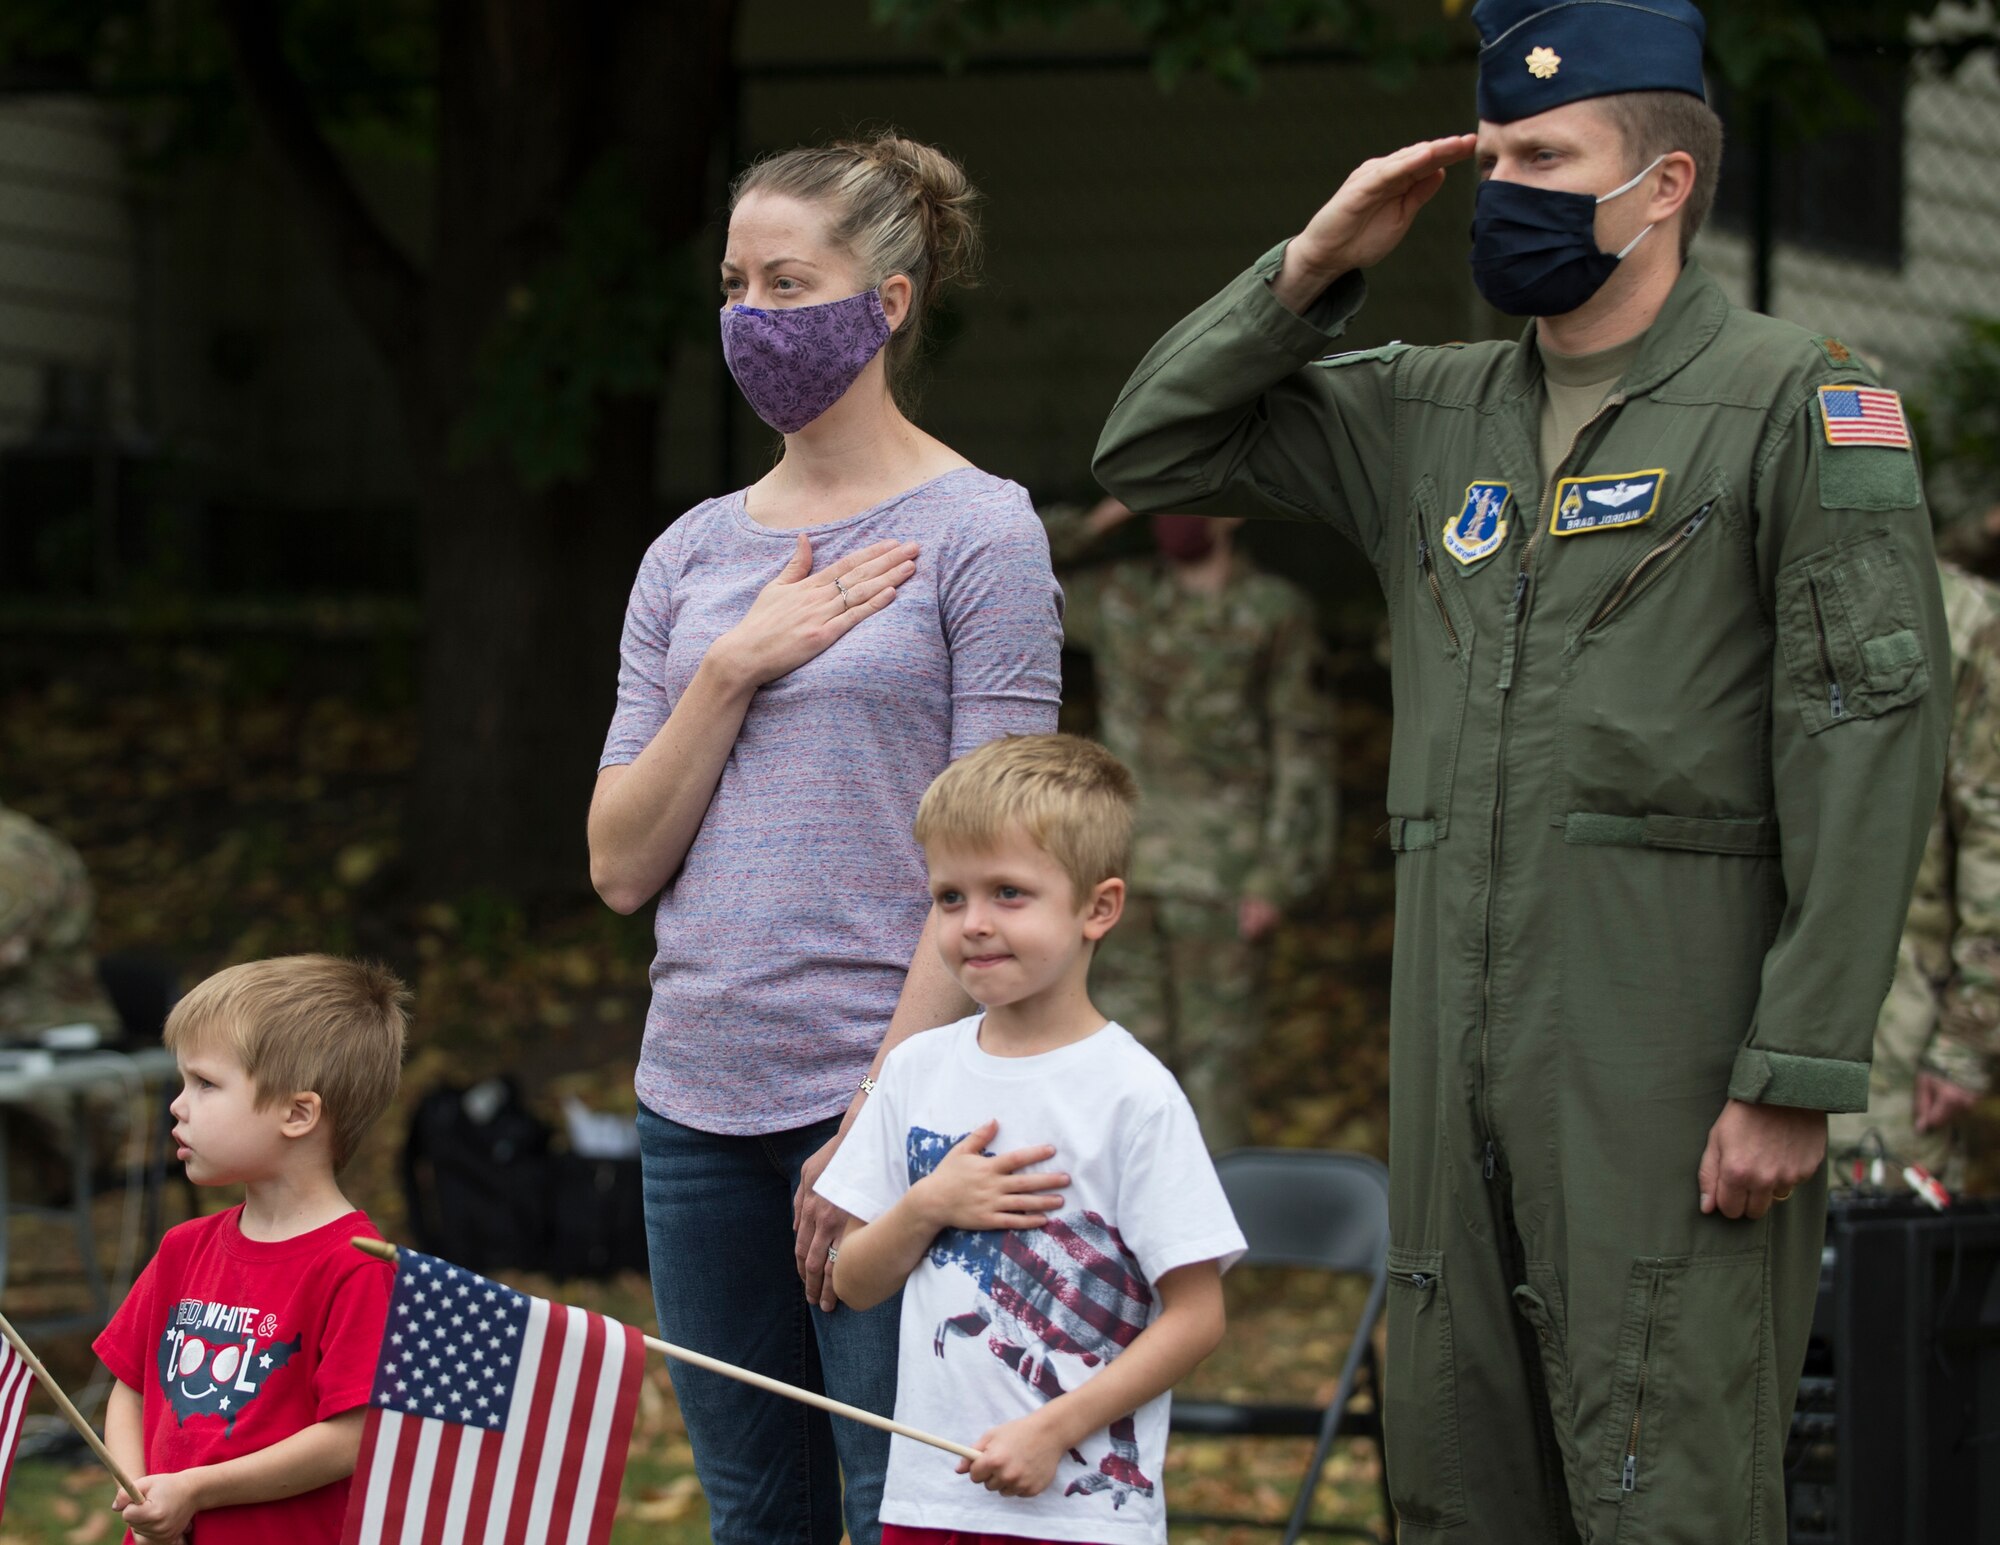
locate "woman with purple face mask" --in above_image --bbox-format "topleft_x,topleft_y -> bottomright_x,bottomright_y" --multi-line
587,135 -> 1062,1545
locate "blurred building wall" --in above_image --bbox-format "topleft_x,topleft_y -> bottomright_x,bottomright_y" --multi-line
0,97 -> 136,448
137,149 -> 422,515
1695,51 -> 2000,395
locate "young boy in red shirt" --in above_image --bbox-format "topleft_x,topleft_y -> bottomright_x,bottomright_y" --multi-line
95,954 -> 408,1544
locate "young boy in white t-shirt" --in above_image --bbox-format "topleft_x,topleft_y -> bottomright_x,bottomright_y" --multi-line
816,733 -> 1246,1545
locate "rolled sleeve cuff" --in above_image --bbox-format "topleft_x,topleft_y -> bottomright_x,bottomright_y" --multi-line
1728,1046 -> 1872,1112
1248,241 -> 1370,356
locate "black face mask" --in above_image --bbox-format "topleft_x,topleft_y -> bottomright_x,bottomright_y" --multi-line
1468,156 -> 1663,317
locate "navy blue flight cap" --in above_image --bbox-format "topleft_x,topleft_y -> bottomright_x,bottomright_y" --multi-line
1473,0 -> 1707,123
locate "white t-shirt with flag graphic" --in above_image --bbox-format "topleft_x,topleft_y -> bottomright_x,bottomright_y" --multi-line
816,1015 -> 1245,1543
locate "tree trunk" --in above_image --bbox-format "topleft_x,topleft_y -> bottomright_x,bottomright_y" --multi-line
408,394 -> 664,896
223,0 -> 741,897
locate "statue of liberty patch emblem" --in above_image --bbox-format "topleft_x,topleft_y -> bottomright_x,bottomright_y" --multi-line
1443,481 -> 1511,565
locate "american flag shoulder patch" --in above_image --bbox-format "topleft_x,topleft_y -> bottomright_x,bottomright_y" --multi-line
1818,384 -> 1912,448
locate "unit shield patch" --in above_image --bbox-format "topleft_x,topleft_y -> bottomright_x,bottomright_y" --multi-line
1550,470 -> 1668,536
1444,481 -> 1512,564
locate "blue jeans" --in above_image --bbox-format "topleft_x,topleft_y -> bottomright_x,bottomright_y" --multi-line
638,1103 -> 901,1544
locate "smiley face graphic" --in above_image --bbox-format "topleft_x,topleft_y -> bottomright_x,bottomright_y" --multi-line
158,1323 -> 302,1435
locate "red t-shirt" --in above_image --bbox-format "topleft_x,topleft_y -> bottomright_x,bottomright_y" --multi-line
94,1206 -> 393,1545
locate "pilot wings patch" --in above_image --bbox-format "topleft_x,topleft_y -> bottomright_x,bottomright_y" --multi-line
1550,470 -> 1668,536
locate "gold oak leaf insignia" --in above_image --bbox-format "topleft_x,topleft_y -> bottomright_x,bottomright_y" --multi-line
1526,46 -> 1561,79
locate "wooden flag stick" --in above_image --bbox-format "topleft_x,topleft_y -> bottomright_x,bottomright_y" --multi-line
0,1308 -> 146,1500
351,1239 -> 980,1462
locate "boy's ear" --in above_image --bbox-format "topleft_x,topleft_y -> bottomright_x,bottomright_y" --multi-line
1082,877 -> 1125,941
280,1090 -> 324,1141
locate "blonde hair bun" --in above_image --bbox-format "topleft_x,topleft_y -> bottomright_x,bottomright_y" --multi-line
845,133 -> 983,292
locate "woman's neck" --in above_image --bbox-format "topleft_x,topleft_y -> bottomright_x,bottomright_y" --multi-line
747,376 -> 969,529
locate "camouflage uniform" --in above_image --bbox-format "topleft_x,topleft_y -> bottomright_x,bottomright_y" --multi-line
1042,506 -> 1337,1149
0,801 -> 115,1039
1831,561 -> 2000,1188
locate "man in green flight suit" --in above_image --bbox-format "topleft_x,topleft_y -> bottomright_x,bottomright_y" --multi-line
1093,2 -> 1949,1539
1041,496 -> 1337,1150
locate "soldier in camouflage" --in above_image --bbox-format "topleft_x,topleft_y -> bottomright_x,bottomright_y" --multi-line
1831,560 -> 2000,1190
1041,495 -> 1336,1150
0,799 -> 116,1039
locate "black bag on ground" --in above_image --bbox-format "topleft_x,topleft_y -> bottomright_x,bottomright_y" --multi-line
543,1154 -> 649,1278
402,1078 -> 553,1272
401,1077 -> 647,1279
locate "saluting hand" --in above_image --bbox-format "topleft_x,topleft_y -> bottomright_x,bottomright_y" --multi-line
711,534 -> 918,688
1274,134 -> 1480,313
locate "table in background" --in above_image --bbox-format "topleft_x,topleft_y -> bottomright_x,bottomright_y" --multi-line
0,1045 -> 178,1337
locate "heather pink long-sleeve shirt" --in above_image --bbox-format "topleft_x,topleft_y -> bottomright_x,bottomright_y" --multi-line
600,468 -> 1063,1135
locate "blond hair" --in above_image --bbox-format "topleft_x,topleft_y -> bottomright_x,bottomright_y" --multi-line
164,955 -> 408,1169
730,132 -> 982,391
915,734 -> 1137,901
1598,91 -> 1726,260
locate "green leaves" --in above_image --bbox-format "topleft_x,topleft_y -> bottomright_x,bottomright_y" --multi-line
1910,314 -> 2000,524
451,158 -> 708,491
872,0 -> 1421,93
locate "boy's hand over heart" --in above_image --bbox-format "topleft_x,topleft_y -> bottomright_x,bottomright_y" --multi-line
913,1119 -> 1068,1233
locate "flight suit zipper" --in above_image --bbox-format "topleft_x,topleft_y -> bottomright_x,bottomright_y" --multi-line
1806,574 -> 1846,720
1621,1271 -> 1663,1493
1415,528 -> 1462,651
1477,393 -> 1627,1151
1586,499 -> 1718,632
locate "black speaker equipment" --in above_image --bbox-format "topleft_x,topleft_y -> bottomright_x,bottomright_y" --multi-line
1785,1196 -> 2000,1544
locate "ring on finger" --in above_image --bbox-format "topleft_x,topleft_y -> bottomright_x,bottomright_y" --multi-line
1772,1187 -> 1794,1202
833,575 -> 852,609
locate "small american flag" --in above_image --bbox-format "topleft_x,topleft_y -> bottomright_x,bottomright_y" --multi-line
341,1249 -> 644,1545
0,1331 -> 31,1521
1819,385 -> 1911,448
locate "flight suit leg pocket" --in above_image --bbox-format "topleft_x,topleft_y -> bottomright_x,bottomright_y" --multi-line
1515,1270 -> 1589,1541
1385,1246 -> 1467,1530
1777,530 -> 1931,734
1592,1251 -> 1764,1544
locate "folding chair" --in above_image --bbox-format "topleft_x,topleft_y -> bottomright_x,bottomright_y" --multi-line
1170,1148 -> 1393,1544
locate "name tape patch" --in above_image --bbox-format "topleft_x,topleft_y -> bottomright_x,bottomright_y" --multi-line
1550,470 -> 1668,536
1818,385 -> 1911,449
1443,481 -> 1512,564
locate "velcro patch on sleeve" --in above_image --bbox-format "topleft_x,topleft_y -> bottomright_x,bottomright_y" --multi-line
1815,388 -> 1921,511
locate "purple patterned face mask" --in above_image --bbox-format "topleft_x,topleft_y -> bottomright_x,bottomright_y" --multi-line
720,289 -> 892,434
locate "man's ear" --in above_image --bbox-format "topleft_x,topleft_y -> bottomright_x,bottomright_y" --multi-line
281,1091 -> 324,1141
878,272 -> 914,333
1082,877 -> 1125,941
1647,149 -> 1697,228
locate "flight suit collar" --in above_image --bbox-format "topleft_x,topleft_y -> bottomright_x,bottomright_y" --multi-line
1502,259 -> 1731,404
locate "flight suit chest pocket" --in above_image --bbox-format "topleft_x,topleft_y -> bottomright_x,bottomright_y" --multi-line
1384,1246 -> 1468,1529
1554,478 -> 1772,823
1389,477 -> 1475,850
1777,528 -> 1932,734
